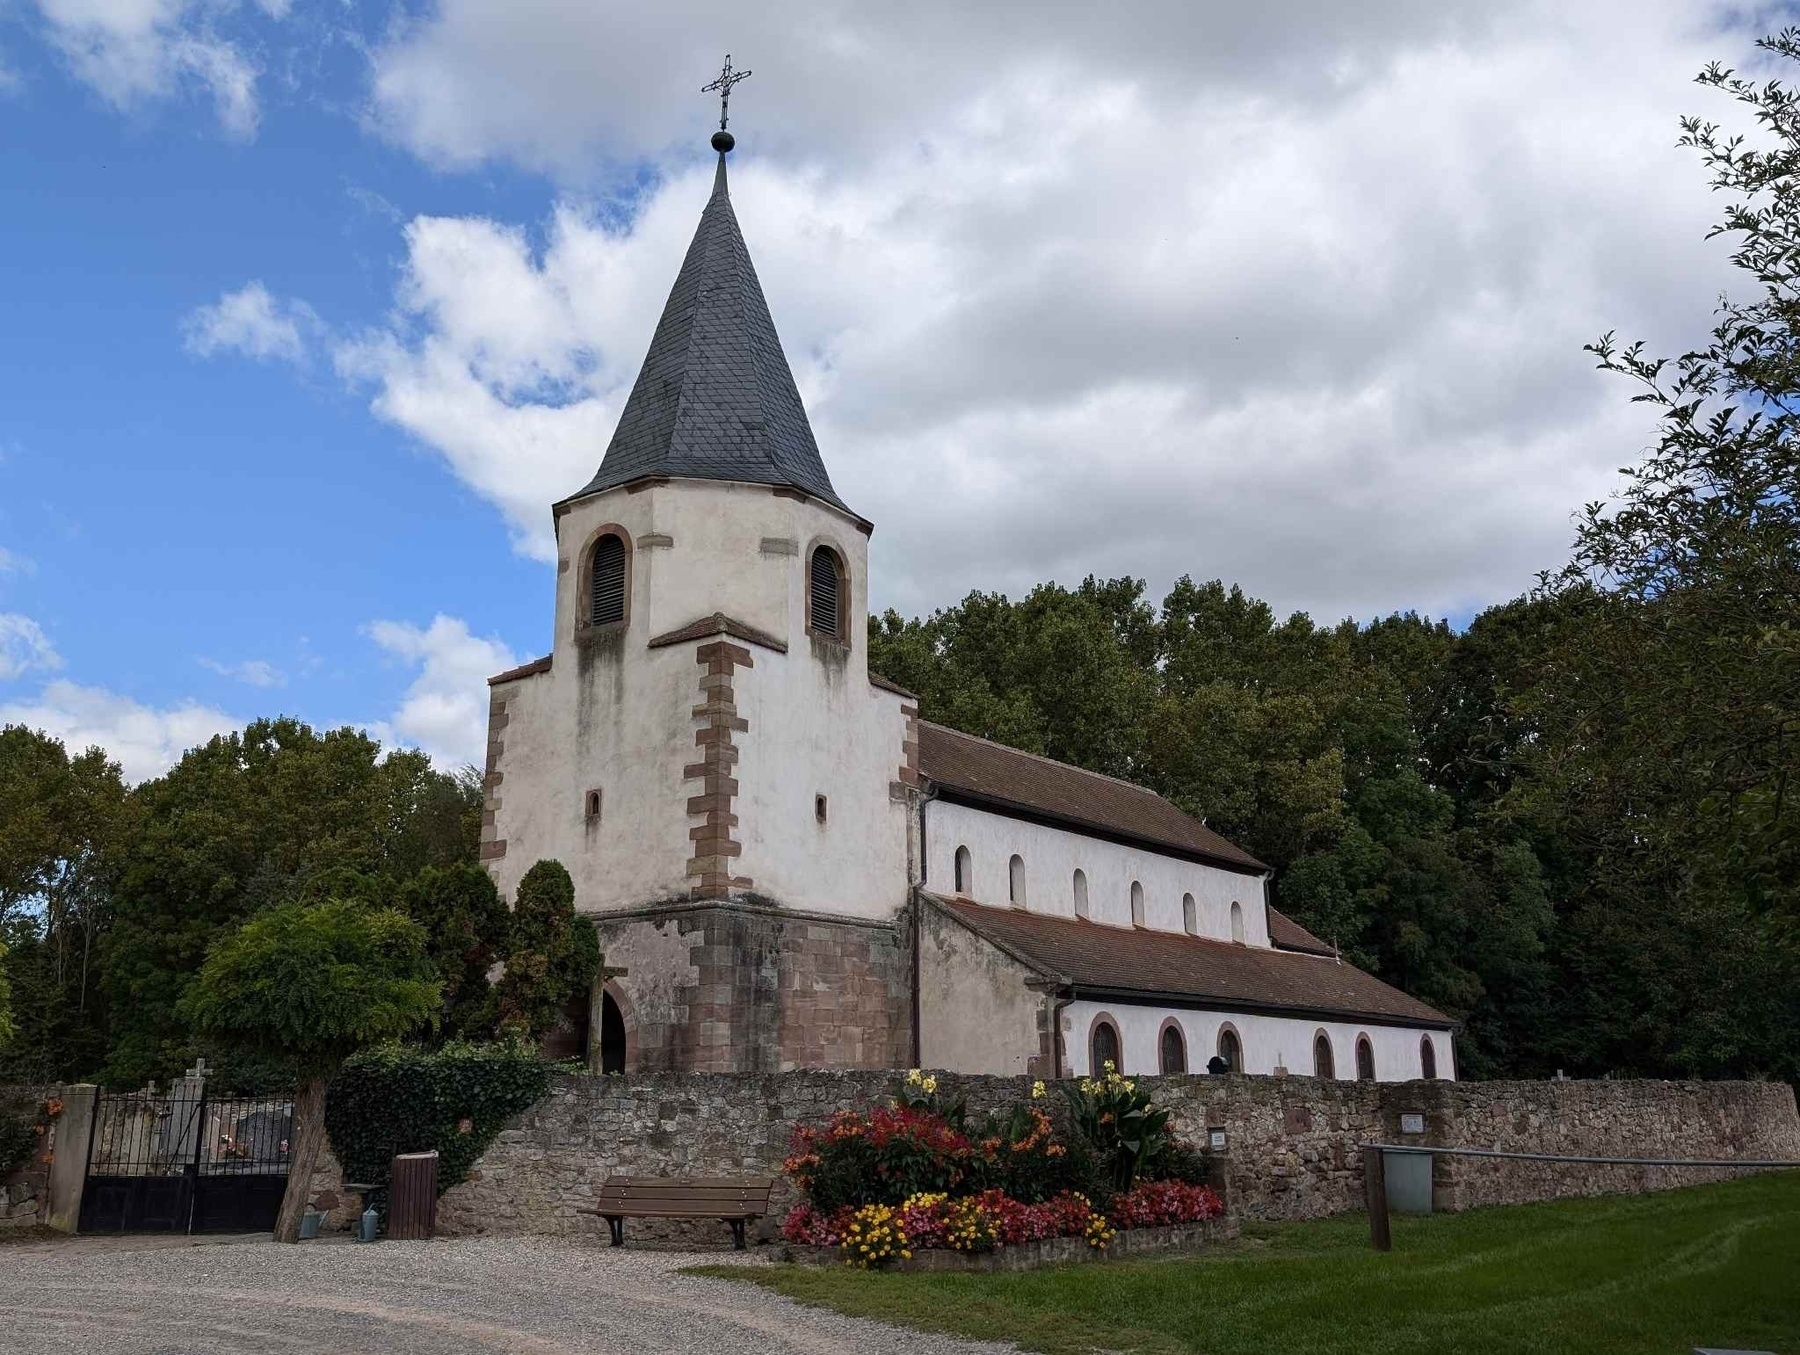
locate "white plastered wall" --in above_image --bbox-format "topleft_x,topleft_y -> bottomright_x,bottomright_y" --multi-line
488,478 -> 910,920
1064,998 -> 1456,1083
924,800 -> 1270,946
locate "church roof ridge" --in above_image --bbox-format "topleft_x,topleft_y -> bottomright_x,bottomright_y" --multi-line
562,130 -> 853,518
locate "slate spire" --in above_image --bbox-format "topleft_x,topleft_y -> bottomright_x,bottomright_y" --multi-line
568,129 -> 854,517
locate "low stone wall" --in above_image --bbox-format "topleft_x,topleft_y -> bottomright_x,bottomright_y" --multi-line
433,1071 -> 1800,1237
1,1086 -> 59,1231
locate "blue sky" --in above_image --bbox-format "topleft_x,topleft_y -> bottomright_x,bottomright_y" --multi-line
0,0 -> 1770,778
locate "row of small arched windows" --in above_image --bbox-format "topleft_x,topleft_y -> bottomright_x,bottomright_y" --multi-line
955,846 -> 1245,943
1092,1019 -> 1439,1081
580,530 -> 848,643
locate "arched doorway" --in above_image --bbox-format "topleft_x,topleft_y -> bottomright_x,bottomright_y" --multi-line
600,989 -> 628,1074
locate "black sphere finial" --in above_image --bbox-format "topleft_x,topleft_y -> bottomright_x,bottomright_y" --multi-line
711,129 -> 735,154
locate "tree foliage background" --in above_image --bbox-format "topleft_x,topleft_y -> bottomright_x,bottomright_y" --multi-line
4,37 -> 1800,1087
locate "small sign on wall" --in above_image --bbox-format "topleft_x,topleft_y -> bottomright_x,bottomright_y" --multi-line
1399,1112 -> 1426,1135
1208,1128 -> 1228,1151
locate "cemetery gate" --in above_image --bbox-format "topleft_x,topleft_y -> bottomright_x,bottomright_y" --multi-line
79,1085 -> 294,1234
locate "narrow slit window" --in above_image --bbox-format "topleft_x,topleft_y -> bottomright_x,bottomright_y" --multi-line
954,845 -> 972,896
590,533 -> 627,626
815,793 -> 828,825
1230,900 -> 1245,944
809,546 -> 842,640
1130,881 -> 1145,928
1182,892 -> 1197,935
1072,869 -> 1089,919
1008,854 -> 1026,907
585,789 -> 602,820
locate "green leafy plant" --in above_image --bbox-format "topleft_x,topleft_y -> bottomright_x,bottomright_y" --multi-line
1061,1063 -> 1172,1192
178,896 -> 442,1241
324,1040 -> 555,1214
495,861 -> 600,1043
0,1105 -> 36,1177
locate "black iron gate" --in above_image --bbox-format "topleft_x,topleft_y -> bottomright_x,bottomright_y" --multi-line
79,1089 -> 294,1234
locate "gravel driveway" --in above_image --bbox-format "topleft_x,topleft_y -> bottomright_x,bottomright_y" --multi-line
0,1233 -> 1016,1354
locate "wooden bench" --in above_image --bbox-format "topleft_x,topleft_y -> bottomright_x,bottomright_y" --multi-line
579,1175 -> 775,1250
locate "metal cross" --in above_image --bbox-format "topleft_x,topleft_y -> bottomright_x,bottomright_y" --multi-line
702,54 -> 751,130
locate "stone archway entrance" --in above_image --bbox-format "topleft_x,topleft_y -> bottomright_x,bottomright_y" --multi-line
600,989 -> 628,1074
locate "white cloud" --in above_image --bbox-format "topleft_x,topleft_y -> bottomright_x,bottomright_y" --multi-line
0,548 -> 32,577
335,2 -> 1775,622
184,281 -> 319,364
0,679 -> 235,782
198,655 -> 286,688
0,613 -> 61,680
365,614 -> 514,769
32,0 -> 265,137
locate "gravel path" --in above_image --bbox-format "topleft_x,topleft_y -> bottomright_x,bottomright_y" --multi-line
0,1234 -> 1017,1354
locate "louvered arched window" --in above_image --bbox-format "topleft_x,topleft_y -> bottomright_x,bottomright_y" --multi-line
809,546 -> 844,641
590,533 -> 627,627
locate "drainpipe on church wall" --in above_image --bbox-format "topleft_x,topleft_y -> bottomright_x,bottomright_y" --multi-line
910,787 -> 937,1070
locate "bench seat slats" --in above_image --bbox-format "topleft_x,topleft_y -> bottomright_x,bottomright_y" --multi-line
577,1175 -> 775,1248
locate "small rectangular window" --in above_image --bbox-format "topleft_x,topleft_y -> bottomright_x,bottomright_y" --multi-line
815,793 -> 828,824
585,789 -> 602,820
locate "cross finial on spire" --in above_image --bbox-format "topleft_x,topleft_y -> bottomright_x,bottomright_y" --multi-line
703,54 -> 751,132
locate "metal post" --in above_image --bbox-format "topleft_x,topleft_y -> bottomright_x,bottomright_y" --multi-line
185,1085 -> 206,1235
1362,1145 -> 1391,1252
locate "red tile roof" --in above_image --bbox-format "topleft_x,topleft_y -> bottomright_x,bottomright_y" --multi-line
930,893 -> 1450,1027
916,722 -> 1266,873
1267,907 -> 1335,957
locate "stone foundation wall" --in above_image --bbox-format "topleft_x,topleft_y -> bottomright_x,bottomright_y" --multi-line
434,1071 -> 1800,1237
594,903 -> 911,1074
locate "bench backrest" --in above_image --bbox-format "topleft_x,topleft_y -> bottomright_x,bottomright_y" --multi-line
596,1175 -> 775,1214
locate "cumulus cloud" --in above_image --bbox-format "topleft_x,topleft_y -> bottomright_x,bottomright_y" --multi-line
365,614 -> 514,769
0,613 -> 61,680
32,0 -> 266,137
340,1 -> 1763,622
197,655 -> 285,688
184,281 -> 320,364
0,679 -> 235,781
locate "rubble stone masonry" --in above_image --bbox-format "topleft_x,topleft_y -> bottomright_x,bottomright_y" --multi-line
433,1071 -> 1800,1238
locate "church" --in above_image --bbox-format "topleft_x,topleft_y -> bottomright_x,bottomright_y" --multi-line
481,118 -> 1456,1085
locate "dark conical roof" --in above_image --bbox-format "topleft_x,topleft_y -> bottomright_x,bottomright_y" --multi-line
566,151 -> 855,517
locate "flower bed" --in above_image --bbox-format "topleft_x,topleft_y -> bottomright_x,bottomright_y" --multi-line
777,1067 -> 1228,1271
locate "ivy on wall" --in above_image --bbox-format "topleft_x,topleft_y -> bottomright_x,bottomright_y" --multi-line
324,1041 -> 557,1208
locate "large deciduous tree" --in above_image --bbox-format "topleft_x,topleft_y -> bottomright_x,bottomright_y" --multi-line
178,897 -> 441,1242
0,726 -> 130,1081
107,718 -> 479,1085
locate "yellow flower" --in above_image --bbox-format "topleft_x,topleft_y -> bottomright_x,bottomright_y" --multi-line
921,1075 -> 938,1094
1031,1080 -> 1046,1099
1101,1059 -> 1116,1074
906,1068 -> 923,1085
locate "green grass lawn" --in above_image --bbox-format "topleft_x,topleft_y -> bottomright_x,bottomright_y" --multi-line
699,1172 -> 1800,1355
